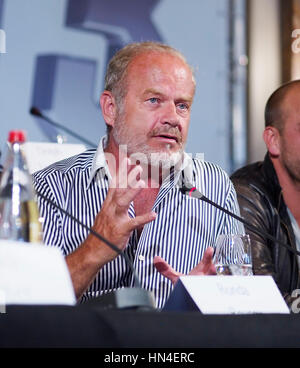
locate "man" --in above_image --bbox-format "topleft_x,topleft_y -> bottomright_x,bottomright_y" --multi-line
231,80 -> 300,306
34,42 -> 242,308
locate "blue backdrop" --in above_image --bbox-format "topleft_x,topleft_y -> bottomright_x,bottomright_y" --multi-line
0,0 -> 234,173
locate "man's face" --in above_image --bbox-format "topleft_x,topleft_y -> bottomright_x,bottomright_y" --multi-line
278,88 -> 300,184
111,51 -> 195,167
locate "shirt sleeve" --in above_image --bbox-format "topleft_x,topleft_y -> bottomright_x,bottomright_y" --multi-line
33,171 -> 65,255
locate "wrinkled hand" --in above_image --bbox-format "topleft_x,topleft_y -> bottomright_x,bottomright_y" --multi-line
153,247 -> 216,284
90,158 -> 156,263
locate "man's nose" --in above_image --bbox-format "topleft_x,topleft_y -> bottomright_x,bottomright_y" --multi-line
161,103 -> 181,129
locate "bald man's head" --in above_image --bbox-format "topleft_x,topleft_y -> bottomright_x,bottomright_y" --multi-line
265,80 -> 300,133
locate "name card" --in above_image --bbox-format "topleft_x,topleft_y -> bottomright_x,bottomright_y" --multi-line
0,241 -> 76,306
164,276 -> 289,314
22,142 -> 86,173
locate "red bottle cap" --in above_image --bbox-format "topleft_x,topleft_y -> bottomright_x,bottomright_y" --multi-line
7,130 -> 26,143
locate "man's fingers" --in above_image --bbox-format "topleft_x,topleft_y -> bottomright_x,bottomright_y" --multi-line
153,256 -> 183,285
154,247 -> 216,285
127,211 -> 157,232
190,247 -> 216,275
110,163 -> 146,208
110,157 -> 131,189
111,158 -> 143,190
201,247 -> 216,274
116,182 -> 145,209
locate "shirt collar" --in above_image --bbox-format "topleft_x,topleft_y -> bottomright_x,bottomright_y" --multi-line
86,135 -> 111,188
174,152 -> 194,187
86,135 -> 194,189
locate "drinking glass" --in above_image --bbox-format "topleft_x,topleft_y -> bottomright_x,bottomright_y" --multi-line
214,234 -> 253,276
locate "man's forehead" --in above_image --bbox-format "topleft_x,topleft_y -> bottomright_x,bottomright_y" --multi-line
142,87 -> 194,102
128,51 -> 192,77
282,87 -> 300,112
126,51 -> 195,93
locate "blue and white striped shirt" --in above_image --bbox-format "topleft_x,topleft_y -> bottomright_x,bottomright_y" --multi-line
33,136 -> 243,308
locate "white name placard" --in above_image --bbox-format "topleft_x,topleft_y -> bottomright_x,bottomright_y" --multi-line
0,240 -> 76,306
164,276 -> 289,314
22,142 -> 86,173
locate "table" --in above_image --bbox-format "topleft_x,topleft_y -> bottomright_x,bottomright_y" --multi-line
1,304 -> 300,348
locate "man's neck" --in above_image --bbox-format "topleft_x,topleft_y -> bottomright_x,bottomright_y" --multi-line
272,159 -> 300,226
104,138 -> 174,189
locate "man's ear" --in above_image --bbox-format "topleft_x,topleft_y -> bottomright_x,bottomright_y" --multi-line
263,126 -> 281,157
100,91 -> 117,129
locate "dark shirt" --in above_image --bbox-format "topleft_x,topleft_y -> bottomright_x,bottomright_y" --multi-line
231,154 -> 299,305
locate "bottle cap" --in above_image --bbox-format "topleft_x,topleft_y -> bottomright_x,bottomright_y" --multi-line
7,130 -> 26,143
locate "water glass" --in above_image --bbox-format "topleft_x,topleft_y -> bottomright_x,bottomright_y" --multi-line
214,234 -> 253,276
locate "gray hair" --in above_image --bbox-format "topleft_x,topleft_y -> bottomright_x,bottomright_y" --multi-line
104,41 -> 195,109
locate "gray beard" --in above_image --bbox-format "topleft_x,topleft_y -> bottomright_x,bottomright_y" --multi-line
112,117 -> 184,170
124,145 -> 184,169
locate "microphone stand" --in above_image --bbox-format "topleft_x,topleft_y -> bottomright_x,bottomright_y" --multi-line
180,184 -> 300,257
30,107 -> 97,148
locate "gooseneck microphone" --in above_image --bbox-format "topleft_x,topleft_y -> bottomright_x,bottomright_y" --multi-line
30,107 -> 97,148
0,150 -> 2,178
180,183 -> 300,257
35,188 -> 155,310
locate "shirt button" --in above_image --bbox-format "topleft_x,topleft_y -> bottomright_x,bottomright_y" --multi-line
138,255 -> 145,262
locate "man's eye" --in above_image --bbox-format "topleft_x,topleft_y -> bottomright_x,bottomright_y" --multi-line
148,97 -> 159,104
177,103 -> 189,110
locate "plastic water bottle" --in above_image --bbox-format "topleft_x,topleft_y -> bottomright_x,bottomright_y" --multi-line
0,130 -> 43,242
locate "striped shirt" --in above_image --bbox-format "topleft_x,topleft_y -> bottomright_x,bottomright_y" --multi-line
33,136 -> 243,309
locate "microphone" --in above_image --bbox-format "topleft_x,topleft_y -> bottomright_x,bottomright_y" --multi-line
30,107 -> 97,148
0,150 -> 3,180
0,150 -> 2,175
180,183 -> 300,257
35,188 -> 156,310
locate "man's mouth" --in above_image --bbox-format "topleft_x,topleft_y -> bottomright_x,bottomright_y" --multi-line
154,134 -> 179,143
151,127 -> 182,141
